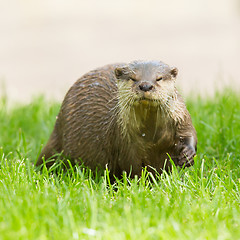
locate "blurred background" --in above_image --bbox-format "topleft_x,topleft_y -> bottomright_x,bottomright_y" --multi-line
0,0 -> 240,103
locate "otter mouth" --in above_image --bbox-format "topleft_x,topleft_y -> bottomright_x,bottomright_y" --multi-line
138,97 -> 154,102
136,97 -> 158,106
132,92 -> 159,106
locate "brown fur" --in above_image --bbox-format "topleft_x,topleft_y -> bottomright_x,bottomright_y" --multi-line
36,60 -> 197,177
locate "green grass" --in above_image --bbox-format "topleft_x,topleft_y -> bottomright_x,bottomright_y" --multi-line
0,90 -> 240,239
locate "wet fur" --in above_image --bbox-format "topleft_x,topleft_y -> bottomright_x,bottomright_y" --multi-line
37,61 -> 197,177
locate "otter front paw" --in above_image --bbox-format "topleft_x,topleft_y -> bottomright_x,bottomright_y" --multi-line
177,146 -> 196,168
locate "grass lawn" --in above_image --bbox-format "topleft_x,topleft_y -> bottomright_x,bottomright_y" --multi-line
0,90 -> 240,239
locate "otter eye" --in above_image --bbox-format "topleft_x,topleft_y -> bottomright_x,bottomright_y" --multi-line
156,77 -> 163,81
129,77 -> 137,81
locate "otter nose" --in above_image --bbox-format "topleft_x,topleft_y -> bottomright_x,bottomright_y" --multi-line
139,83 -> 154,92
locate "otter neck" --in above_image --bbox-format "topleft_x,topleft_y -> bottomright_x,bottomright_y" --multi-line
126,103 -> 171,143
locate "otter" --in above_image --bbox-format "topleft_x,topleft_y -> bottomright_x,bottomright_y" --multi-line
36,60 -> 197,177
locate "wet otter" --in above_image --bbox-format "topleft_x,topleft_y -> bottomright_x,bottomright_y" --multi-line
36,60 -> 197,177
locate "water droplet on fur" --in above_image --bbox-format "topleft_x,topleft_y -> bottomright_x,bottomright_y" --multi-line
89,82 -> 101,87
142,133 -> 146,137
79,83 -> 85,88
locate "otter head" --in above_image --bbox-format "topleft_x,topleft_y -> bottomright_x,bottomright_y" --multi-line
114,61 -> 182,137
114,60 -> 178,107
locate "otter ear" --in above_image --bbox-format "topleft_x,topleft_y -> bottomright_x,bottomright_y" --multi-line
170,67 -> 178,78
115,67 -> 124,78
114,66 -> 129,79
